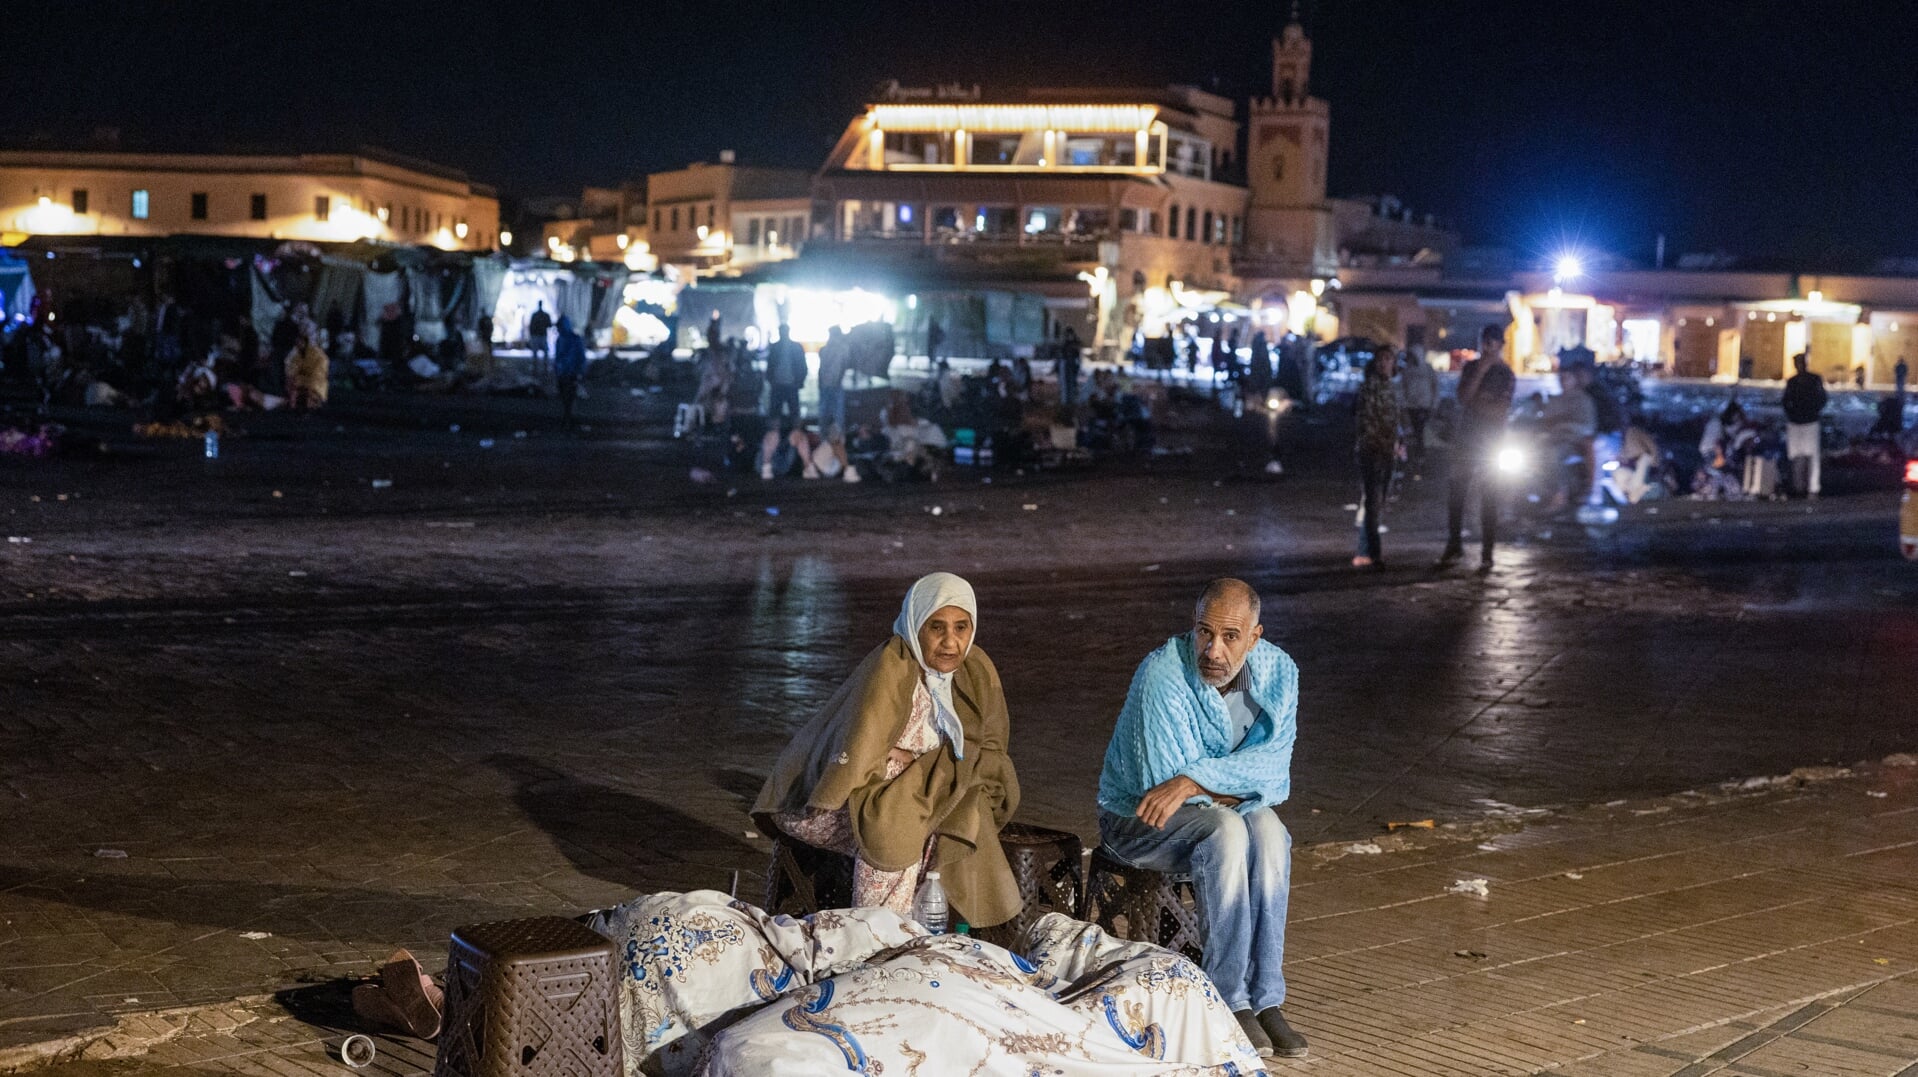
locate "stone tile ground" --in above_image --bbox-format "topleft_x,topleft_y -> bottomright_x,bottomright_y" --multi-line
2,392 -> 1915,1073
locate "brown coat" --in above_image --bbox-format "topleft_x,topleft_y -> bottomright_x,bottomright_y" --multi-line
753,637 -> 1023,927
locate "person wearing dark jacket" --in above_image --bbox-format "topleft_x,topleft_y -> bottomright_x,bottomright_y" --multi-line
1438,325 -> 1517,572
553,316 -> 587,429
764,322 -> 807,435
1781,352 -> 1827,498
1352,350 -> 1401,569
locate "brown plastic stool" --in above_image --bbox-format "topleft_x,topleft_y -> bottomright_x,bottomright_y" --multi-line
433,917 -> 622,1077
1082,847 -> 1205,963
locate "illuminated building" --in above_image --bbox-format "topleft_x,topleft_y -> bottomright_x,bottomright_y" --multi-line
807,81 -> 1251,352
645,158 -> 812,275
0,147 -> 499,250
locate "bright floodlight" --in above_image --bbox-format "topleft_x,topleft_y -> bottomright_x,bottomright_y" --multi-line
1554,254 -> 1584,281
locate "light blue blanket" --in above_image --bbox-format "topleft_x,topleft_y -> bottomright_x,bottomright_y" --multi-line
1097,635 -> 1298,817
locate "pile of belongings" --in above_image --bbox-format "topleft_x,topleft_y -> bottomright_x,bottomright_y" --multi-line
0,422 -> 62,457
588,890 -> 1267,1076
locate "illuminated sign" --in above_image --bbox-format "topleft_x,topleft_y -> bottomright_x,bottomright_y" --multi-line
877,80 -> 983,103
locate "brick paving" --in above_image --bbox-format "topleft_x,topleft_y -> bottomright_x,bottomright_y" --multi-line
1,392 -> 1915,1072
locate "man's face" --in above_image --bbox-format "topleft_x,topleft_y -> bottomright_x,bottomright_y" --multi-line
918,605 -> 974,674
1481,336 -> 1504,361
1192,597 -> 1262,688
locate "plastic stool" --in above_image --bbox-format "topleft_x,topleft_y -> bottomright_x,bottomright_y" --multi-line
1082,847 -> 1205,963
433,917 -> 622,1077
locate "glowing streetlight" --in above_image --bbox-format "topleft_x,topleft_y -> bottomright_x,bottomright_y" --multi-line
499,229 -> 514,247
1553,253 -> 1584,284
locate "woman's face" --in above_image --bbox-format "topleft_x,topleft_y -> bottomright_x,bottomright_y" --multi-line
917,605 -> 974,674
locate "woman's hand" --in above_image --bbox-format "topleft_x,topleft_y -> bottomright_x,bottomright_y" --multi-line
887,747 -> 917,773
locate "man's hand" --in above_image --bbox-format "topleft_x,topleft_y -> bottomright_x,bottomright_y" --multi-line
1136,776 -> 1202,829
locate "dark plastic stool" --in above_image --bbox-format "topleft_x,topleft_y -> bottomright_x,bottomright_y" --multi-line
998,822 -> 1086,938
1082,847 -> 1205,963
433,916 -> 622,1077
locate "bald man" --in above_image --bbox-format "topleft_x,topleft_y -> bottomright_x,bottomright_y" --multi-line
1096,578 -> 1306,1059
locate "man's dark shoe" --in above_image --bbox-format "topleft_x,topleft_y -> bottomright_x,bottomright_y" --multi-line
1434,546 -> 1464,569
1477,551 -> 1495,575
1257,1007 -> 1309,1059
1233,1009 -> 1274,1058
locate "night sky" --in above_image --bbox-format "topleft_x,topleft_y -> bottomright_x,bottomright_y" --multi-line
7,1 -> 1916,265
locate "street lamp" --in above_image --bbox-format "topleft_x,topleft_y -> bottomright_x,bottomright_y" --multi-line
1553,253 -> 1584,285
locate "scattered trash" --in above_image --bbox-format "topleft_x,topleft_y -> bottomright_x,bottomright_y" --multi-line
1631,806 -> 1671,815
689,467 -> 717,484
742,830 -> 759,839
477,438 -> 496,449
370,479 -> 393,489
980,476 -> 992,485
513,430 -> 528,439
238,931 -> 272,940
1344,841 -> 1384,855
1448,878 -> 1491,897
1868,791 -> 1889,799
929,505 -> 943,516
1875,957 -> 1892,966
1142,563 -> 1161,572
1564,872 -> 1584,880
1342,503 -> 1360,512
726,488 -> 738,498
1476,843 -> 1499,851
340,1034 -> 376,1068
94,848 -> 127,859
6,536 -> 29,544
287,570 -> 308,577
271,490 -> 283,499
1452,950 -> 1488,961
122,997 -> 139,1004
1884,753 -> 1918,767
1022,504 -> 1039,511
1225,509 -> 1236,516
1572,1018 -> 1586,1025
1385,819 -> 1435,831
766,506 -> 781,517
449,424 -> 461,433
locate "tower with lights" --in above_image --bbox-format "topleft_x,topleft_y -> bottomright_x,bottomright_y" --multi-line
1242,9 -> 1337,277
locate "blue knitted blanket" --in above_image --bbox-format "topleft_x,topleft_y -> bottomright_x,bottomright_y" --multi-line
1097,635 -> 1298,817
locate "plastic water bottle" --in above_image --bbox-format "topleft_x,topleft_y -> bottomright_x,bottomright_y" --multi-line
203,430 -> 219,459
913,870 -> 949,935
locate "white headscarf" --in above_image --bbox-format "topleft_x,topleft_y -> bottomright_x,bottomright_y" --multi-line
891,572 -> 977,759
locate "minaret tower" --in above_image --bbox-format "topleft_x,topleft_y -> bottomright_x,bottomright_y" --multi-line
1242,5 -> 1336,276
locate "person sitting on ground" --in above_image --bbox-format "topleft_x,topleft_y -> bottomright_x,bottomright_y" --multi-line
1096,577 -> 1307,1061
754,572 -> 1022,929
284,322 -> 330,411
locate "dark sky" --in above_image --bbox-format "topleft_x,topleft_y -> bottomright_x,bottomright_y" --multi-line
7,1 -> 1917,264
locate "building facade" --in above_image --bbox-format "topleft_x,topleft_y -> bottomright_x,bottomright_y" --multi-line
0,148 -> 500,251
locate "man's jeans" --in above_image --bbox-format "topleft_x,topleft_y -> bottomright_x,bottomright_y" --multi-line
1099,805 -> 1292,1012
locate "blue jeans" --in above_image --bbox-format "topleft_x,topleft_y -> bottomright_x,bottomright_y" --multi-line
1099,805 -> 1292,1012
818,385 -> 846,432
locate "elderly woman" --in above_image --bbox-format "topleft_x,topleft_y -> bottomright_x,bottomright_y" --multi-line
753,572 -> 1022,928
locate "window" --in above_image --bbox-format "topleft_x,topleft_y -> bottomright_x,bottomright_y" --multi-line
1202,210 -> 1213,245
670,207 -> 679,231
1185,206 -> 1197,241
969,135 -> 1022,166
706,204 -> 714,227
250,193 -> 267,220
131,189 -> 150,219
72,189 -> 88,214
1167,204 -> 1180,239
746,218 -> 761,245
191,192 -> 208,220
653,209 -> 661,232
315,195 -> 331,222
